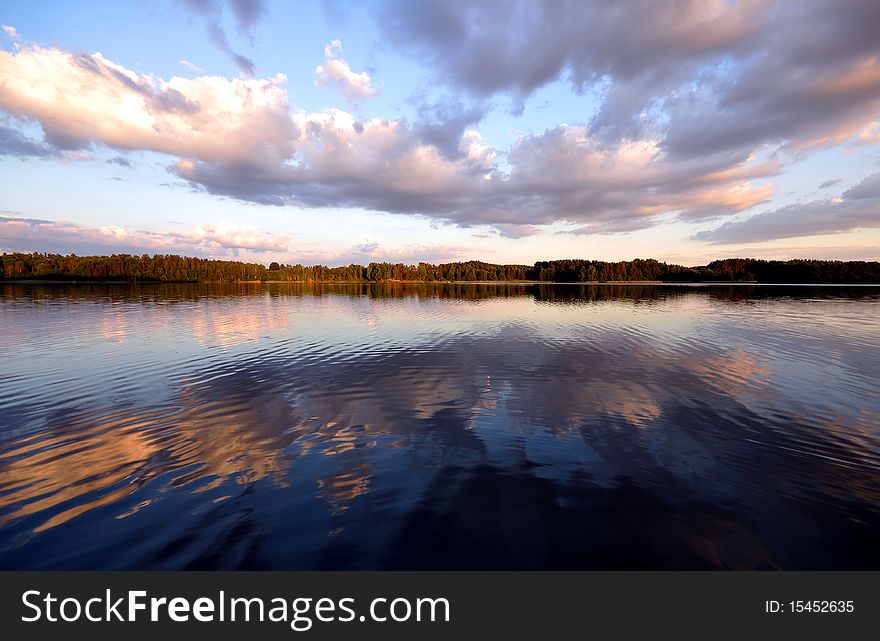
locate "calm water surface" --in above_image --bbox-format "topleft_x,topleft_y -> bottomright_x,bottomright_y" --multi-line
1,283 -> 878,569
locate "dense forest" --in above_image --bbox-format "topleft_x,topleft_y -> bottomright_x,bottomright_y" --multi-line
2,252 -> 879,283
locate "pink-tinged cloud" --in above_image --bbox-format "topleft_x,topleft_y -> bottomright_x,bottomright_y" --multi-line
179,59 -> 204,72
288,241 -> 470,267
315,40 -> 378,100
0,38 -> 826,236
376,0 -> 880,156
0,215 -> 289,256
695,173 -> 880,244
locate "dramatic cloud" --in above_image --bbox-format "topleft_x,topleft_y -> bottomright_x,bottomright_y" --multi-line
315,40 -> 378,100
662,3 -> 880,158
695,173 -> 880,244
376,0 -> 765,130
374,0 -> 880,155
0,215 -> 289,255
0,42 -> 778,234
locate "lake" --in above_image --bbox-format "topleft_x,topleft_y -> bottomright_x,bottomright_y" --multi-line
1,282 -> 878,569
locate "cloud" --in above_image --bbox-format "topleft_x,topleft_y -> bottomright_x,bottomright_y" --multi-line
375,0 -> 765,131
859,121 -> 880,144
227,0 -> 267,34
842,172 -> 880,200
0,212 -> 52,224
373,0 -> 880,157
1,25 -> 18,41
179,59 -> 204,72
315,40 -> 378,100
106,156 -> 132,168
0,215 -> 289,256
0,123 -> 57,158
182,222 -> 289,252
695,173 -> 880,244
182,0 -> 267,34
205,21 -> 255,77
171,117 -> 772,232
0,41 -> 782,235
819,179 -> 842,190
662,17 -> 880,158
412,97 -> 488,159
0,44 -> 293,158
289,241 -> 468,266
180,0 -> 262,76
493,224 -> 539,239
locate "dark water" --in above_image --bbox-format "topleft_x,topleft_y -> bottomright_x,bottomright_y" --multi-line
1,282 -> 878,569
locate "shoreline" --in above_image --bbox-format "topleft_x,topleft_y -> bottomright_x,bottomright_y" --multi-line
3,279 -> 879,286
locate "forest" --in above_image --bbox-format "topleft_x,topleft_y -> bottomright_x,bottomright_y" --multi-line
2,252 -> 879,283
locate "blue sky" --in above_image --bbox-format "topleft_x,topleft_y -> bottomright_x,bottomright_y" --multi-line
1,0 -> 879,266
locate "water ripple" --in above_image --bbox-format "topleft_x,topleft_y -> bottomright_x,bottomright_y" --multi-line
1,283 -> 878,569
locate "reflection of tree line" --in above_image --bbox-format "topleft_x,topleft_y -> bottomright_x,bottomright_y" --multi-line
4,252 -> 880,283
5,281 -> 879,305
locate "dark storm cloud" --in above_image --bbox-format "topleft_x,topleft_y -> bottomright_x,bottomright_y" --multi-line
695,173 -> 880,244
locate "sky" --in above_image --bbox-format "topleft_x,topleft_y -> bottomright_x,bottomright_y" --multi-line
1,0 -> 879,267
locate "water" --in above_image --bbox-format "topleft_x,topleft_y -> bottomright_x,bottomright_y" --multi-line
0,282 -> 878,569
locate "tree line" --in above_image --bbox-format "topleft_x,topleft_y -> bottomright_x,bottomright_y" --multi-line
2,252 -> 879,283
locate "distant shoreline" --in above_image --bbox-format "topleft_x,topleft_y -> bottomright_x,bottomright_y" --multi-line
3,253 -> 879,284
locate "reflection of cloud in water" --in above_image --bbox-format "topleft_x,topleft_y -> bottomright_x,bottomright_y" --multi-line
99,309 -> 130,342
1,284 -> 878,568
318,461 -> 373,515
189,294 -> 290,349
0,406 -> 164,531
